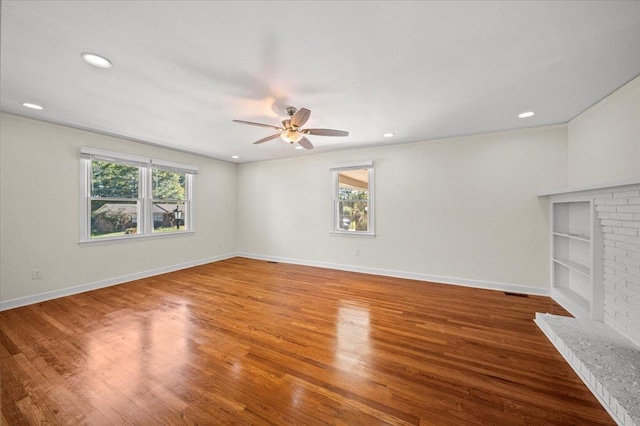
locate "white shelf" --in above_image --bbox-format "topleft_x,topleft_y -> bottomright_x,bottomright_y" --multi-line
553,257 -> 590,277
552,232 -> 590,243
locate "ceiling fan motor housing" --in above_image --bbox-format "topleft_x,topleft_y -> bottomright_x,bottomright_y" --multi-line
285,106 -> 297,117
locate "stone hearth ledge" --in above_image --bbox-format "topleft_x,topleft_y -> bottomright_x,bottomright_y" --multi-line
535,313 -> 639,426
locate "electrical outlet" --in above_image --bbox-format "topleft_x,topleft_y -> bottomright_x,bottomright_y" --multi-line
32,269 -> 42,280
354,249 -> 359,256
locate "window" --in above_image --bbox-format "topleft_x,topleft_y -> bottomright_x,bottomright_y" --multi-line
331,161 -> 374,236
151,165 -> 189,233
89,160 -> 141,238
80,148 -> 197,243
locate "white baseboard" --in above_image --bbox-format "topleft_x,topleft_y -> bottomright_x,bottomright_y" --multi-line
238,252 -> 551,296
0,253 -> 237,312
1,252 -> 550,312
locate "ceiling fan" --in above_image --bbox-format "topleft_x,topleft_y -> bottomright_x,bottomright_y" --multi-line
233,106 -> 349,150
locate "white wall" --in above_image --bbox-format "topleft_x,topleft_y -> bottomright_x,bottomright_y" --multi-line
237,125 -> 568,292
0,114 -> 237,307
568,75 -> 640,186
4,73 -> 637,308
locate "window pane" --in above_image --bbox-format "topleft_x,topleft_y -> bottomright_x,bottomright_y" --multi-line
338,170 -> 368,200
91,200 -> 139,237
153,169 -> 186,200
91,161 -> 139,198
338,201 -> 368,232
153,201 -> 186,233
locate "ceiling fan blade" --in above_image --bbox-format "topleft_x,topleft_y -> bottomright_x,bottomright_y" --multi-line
303,128 -> 349,137
297,136 -> 314,150
233,120 -> 282,131
291,108 -> 311,128
253,133 -> 282,145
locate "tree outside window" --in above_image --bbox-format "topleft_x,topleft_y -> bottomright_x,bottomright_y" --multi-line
90,161 -> 140,237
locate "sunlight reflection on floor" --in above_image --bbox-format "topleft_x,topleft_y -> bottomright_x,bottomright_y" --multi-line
335,302 -> 371,372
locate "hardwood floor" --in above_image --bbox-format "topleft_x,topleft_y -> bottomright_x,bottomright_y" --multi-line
1,257 -> 613,425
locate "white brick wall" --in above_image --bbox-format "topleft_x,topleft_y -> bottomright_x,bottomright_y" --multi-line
594,187 -> 640,345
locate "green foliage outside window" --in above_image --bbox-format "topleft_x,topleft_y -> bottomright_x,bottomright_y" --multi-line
91,161 -> 138,198
90,162 -> 139,236
153,169 -> 185,200
338,188 -> 368,231
338,188 -> 368,201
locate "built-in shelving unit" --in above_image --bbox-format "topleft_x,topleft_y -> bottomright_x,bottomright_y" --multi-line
540,178 -> 640,321
549,198 -> 603,320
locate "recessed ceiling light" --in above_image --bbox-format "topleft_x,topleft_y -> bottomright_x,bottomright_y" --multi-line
231,155 -> 239,159
22,102 -> 43,110
295,146 -> 303,150
383,133 -> 394,137
518,111 -> 535,118
81,52 -> 112,68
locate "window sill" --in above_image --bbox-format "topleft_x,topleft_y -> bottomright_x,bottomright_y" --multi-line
330,231 -> 376,238
80,230 -> 195,246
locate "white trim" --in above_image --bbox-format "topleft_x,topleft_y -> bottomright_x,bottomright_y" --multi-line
237,252 -> 550,296
330,160 -> 374,171
538,177 -> 640,197
329,231 -> 376,238
151,158 -> 199,175
0,253 -> 237,312
143,165 -> 152,235
79,230 -> 195,246
1,254 -> 550,312
79,158 -> 91,241
79,146 -> 151,166
187,174 -> 195,230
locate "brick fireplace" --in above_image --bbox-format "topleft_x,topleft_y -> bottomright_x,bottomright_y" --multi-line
595,188 -> 640,346
537,180 -> 640,426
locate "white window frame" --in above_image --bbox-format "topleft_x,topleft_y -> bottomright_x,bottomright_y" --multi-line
79,147 -> 197,245
331,160 -> 375,237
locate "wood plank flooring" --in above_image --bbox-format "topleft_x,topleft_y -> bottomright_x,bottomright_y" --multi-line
1,257 -> 614,425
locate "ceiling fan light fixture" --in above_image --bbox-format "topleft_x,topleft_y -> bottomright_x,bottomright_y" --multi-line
280,129 -> 303,143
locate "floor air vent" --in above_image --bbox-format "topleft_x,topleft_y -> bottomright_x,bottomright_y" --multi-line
504,292 -> 529,297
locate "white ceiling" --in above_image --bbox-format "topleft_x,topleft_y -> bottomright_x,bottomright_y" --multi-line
2,1 -> 640,164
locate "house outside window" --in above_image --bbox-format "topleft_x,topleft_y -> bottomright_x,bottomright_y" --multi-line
152,166 -> 189,233
80,147 -> 197,243
331,161 -> 375,236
